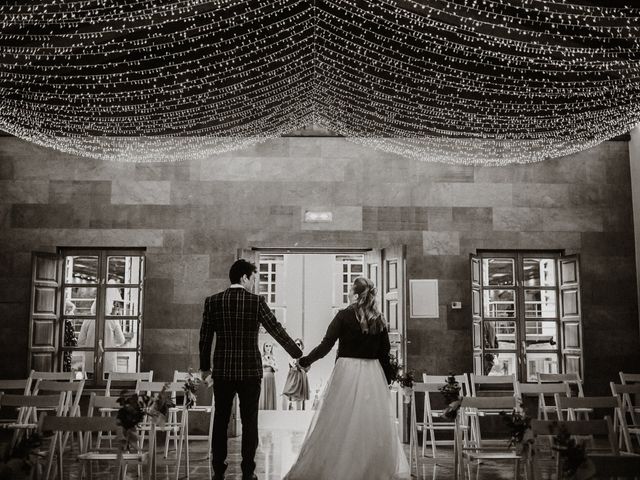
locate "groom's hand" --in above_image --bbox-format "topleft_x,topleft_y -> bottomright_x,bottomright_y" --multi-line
201,370 -> 213,388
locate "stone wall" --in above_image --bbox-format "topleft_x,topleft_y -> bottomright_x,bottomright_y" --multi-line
0,137 -> 637,393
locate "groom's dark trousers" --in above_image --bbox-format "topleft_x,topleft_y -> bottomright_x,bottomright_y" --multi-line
200,287 -> 302,478
212,378 -> 261,476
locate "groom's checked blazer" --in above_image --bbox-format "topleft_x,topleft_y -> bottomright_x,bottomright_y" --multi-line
199,287 -> 302,379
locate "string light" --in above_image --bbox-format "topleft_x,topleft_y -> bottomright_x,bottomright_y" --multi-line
0,0 -> 639,164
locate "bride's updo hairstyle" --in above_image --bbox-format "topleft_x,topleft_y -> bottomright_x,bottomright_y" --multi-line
352,277 -> 386,335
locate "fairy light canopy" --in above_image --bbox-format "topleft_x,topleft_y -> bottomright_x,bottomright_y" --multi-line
0,0 -> 639,165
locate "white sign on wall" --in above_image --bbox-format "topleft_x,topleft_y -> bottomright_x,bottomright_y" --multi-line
409,279 -> 439,318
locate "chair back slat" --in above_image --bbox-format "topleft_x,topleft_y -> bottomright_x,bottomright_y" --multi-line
556,396 -> 618,410
610,383 -> 640,395
105,372 -> 153,382
619,372 -> 640,384
538,372 -> 581,383
472,374 -> 515,385
30,371 -> 78,381
413,382 -> 447,393
460,396 -> 516,410
0,393 -> 62,408
516,382 -> 570,396
35,380 -> 85,393
136,381 -> 185,393
88,393 -> 121,413
0,379 -> 31,392
39,414 -> 120,432
173,371 -> 201,382
530,419 -> 611,436
423,373 -> 470,396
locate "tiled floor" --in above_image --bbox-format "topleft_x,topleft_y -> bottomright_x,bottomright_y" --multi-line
58,430 -> 541,480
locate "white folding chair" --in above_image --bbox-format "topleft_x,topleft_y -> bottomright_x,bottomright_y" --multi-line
538,372 -> 590,419
455,396 -> 522,480
470,374 -> 516,397
610,382 -> 640,453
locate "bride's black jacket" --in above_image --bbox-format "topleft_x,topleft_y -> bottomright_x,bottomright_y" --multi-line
298,305 -> 393,383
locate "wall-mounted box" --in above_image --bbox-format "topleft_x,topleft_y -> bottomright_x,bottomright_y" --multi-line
409,279 -> 439,318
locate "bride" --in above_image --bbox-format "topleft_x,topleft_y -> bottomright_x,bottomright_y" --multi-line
283,277 -> 410,480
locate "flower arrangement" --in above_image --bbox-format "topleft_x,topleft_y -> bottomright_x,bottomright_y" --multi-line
116,384 -> 175,451
551,423 -> 596,480
0,433 -> 42,480
387,353 -> 415,402
183,372 -> 201,410
499,408 -> 533,454
439,374 -> 463,419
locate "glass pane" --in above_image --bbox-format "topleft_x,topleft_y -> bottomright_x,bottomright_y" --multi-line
105,319 -> 139,349
64,256 -> 98,284
105,287 -> 140,316
107,256 -> 142,284
526,353 -> 559,382
483,352 -> 517,376
352,264 -> 363,273
484,321 -> 517,349
103,351 -> 138,374
483,290 -> 516,318
64,287 -> 97,316
259,283 -> 268,293
525,290 -> 557,318
482,258 -> 514,286
388,262 -> 397,289
523,258 -> 556,287
260,273 -> 268,283
369,265 -> 378,287
260,263 -> 268,272
526,321 -> 558,350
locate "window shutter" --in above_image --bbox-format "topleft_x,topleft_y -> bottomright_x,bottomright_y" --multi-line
28,252 -> 63,372
557,254 -> 583,378
470,254 -> 483,376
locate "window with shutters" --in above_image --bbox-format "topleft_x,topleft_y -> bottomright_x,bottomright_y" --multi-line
470,251 -> 582,382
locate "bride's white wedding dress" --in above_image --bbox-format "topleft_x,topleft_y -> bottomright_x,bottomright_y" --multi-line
283,357 -> 411,480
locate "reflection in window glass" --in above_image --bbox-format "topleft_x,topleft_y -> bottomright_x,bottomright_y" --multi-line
104,286 -> 140,316
483,321 -> 517,349
484,352 -> 517,376
64,256 -> 98,284
64,287 -> 97,316
526,353 -> 559,381
482,258 -> 514,286
523,259 -> 556,287
525,290 -> 557,318
526,321 -> 558,350
483,289 -> 516,318
107,256 -> 142,284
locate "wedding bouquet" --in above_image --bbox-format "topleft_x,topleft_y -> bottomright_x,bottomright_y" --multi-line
439,374 -> 462,419
183,372 -> 201,410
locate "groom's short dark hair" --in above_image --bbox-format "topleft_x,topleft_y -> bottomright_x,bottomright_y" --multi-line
229,259 -> 257,284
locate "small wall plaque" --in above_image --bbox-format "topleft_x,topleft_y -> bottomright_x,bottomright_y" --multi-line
409,279 -> 439,318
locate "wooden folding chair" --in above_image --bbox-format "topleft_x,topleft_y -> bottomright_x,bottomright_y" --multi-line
515,382 -> 571,420
0,393 -> 65,479
610,382 -> 640,453
98,371 -> 154,448
470,374 -> 516,397
37,413 -> 148,480
554,395 -> 619,422
171,370 -> 214,480
0,378 -> 32,395
411,381 -> 458,460
528,418 -> 618,480
135,381 -> 187,479
455,396 -> 521,480
620,372 -> 640,385
538,372 -> 590,419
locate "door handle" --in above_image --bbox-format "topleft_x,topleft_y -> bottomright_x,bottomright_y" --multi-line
98,339 -> 104,364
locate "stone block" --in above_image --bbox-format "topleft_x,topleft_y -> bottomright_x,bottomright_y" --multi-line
11,204 -> 91,229
425,207 -> 453,231
450,183 -> 513,207
144,303 -> 201,329
513,183 -> 570,207
0,180 -> 49,203
0,157 -> 14,180
144,328 -> 190,354
49,181 -> 111,205
493,207 -> 544,231
542,208 -> 603,232
580,232 -> 635,256
518,232 -> 581,250
362,207 -> 430,231
423,231 -> 460,255
173,278 -> 228,304
111,180 -> 171,205
359,183 -> 412,207
141,354 -> 190,382
0,205 -> 10,229
451,207 -> 493,231
134,162 -> 191,181
415,163 -> 474,183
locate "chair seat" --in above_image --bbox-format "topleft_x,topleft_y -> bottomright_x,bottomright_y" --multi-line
462,451 -> 520,460
0,422 -> 37,429
78,451 -> 149,463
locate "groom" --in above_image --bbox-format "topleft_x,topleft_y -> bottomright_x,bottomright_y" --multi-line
200,259 -> 303,480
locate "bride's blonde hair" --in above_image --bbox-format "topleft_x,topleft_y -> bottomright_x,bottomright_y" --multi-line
352,277 -> 385,335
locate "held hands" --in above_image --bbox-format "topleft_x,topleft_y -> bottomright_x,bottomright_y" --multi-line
296,356 -> 311,371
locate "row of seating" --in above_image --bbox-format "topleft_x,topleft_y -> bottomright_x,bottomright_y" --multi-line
0,369 -> 213,480
406,371 -> 640,480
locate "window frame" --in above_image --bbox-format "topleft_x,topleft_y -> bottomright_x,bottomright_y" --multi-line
58,247 -> 145,386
